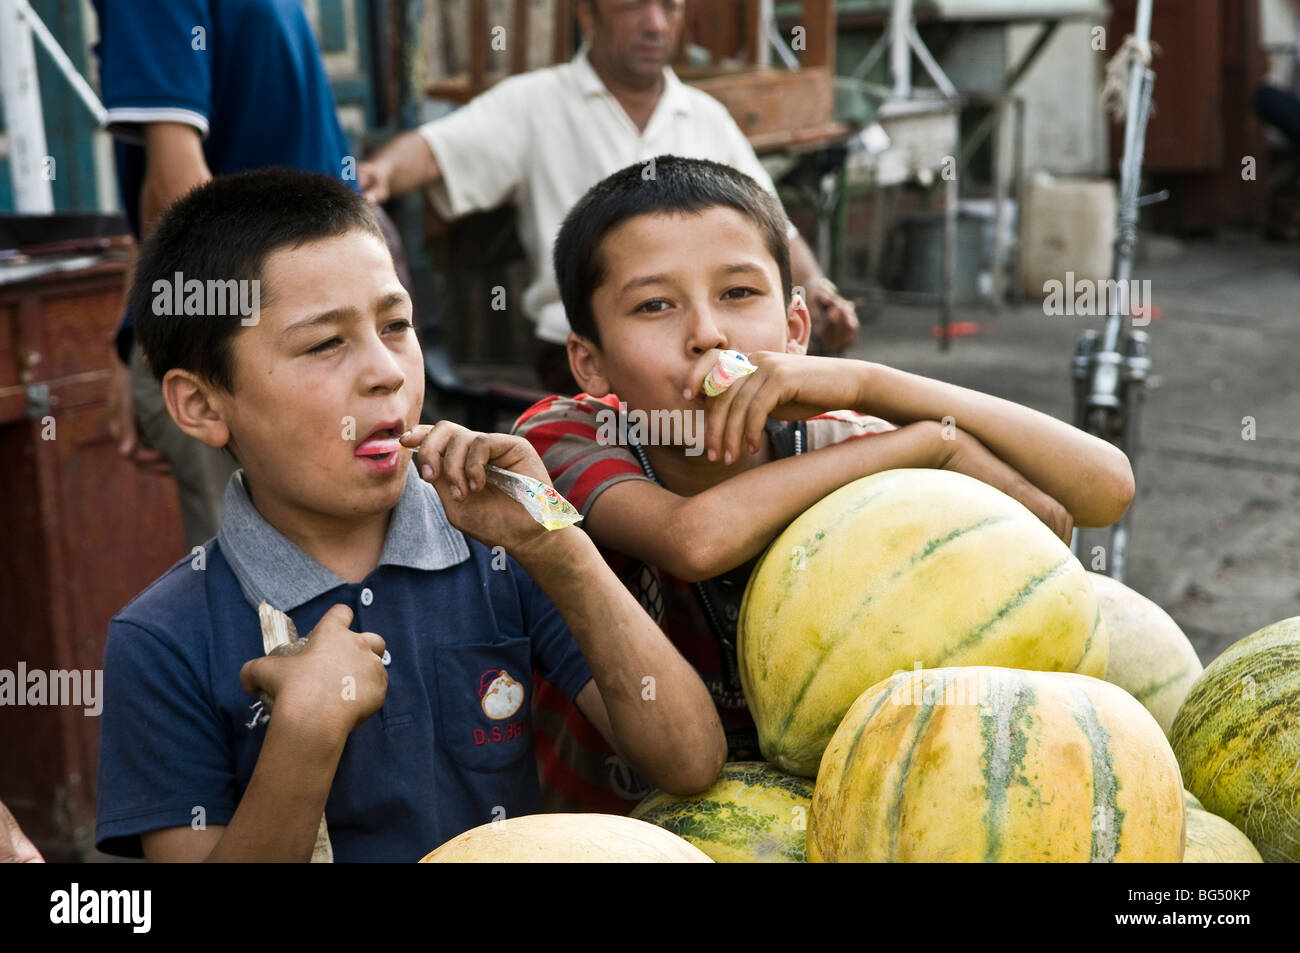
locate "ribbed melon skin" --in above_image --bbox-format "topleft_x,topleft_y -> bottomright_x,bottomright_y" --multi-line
418,813 -> 713,862
739,469 -> 1107,777
1170,616 -> 1300,862
1182,791 -> 1262,863
808,667 -> 1185,862
1090,572 -> 1202,737
631,762 -> 814,863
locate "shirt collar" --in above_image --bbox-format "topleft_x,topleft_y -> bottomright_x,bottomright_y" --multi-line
217,461 -> 470,613
571,41 -> 692,118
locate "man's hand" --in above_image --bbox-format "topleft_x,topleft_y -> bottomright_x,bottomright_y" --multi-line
357,131 -> 443,205
685,351 -> 868,465
239,604 -> 387,741
807,282 -> 860,353
105,350 -> 172,476
358,159 -> 391,205
0,799 -> 43,863
399,421 -> 558,553
941,430 -> 1075,544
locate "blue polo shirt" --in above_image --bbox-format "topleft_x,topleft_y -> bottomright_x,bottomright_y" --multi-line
91,0 -> 356,357
95,463 -> 594,861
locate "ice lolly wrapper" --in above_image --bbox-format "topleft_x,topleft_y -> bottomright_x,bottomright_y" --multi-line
256,601 -> 333,862
702,350 -> 757,397
485,464 -> 583,531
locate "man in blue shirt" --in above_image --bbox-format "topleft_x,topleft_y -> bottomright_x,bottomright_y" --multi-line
93,0 -> 360,547
95,167 -> 725,862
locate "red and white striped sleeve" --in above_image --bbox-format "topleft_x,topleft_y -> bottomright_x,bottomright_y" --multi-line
511,393 -> 649,516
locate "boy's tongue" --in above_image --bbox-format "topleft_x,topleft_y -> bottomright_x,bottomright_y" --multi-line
356,433 -> 401,456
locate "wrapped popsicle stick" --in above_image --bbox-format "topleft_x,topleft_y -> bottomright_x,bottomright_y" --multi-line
256,601 -> 333,863
702,350 -> 756,397
484,464 -> 583,531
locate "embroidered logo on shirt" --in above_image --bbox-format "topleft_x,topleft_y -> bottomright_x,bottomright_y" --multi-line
479,669 -> 524,721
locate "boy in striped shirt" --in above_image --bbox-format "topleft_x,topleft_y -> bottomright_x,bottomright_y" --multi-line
513,155 -> 1135,812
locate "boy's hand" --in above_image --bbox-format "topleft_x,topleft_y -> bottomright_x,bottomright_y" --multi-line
400,421 -> 555,553
685,350 -> 866,465
239,604 -> 387,741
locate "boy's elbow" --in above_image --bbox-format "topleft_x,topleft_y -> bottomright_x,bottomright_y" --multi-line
676,536 -> 719,584
667,503 -> 722,583
651,735 -> 726,797
1105,453 -> 1136,524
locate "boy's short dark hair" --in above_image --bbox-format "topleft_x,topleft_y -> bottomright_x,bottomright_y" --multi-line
553,155 -> 792,346
129,167 -> 385,391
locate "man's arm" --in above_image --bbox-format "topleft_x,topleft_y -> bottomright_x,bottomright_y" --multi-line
788,231 -> 859,353
851,361 -> 1134,528
104,122 -> 211,473
139,122 -> 212,240
585,420 -> 1070,583
358,130 -> 443,204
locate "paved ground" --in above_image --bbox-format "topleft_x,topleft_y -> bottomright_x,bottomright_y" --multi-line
849,232 -> 1300,666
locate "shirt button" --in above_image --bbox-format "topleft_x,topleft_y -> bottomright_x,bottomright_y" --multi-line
360,587 -> 374,606
381,649 -> 391,667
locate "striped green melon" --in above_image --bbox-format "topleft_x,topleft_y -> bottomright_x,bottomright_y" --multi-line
739,469 -> 1108,776
1170,616 -> 1300,862
1089,572 -> 1202,737
808,666 -> 1185,862
1182,790 -> 1262,863
630,762 -> 813,863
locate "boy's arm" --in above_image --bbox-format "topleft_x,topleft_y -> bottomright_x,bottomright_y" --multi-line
586,420 -> 1070,582
141,707 -> 345,862
693,351 -> 1134,530
400,422 -> 726,795
136,605 -> 388,862
851,361 -> 1134,528
512,531 -> 726,795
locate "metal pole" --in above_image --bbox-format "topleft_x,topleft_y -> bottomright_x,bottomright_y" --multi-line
891,0 -> 912,100
1072,0 -> 1156,582
0,0 -> 53,212
18,0 -> 106,124
757,0 -> 772,69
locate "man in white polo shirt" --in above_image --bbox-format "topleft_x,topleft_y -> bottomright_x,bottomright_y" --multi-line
360,0 -> 859,393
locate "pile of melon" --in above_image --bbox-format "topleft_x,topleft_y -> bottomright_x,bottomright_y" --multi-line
416,470 -> 1295,863
645,470 -> 1290,863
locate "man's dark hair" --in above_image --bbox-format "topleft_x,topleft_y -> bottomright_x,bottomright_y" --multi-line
129,167 -> 385,391
553,155 -> 792,346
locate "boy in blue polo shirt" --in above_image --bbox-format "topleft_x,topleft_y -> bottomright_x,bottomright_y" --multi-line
94,169 -> 725,862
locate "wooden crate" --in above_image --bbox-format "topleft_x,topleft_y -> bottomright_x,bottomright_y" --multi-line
0,255 -> 186,859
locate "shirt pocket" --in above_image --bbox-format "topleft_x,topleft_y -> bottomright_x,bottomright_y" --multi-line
435,637 -> 533,772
